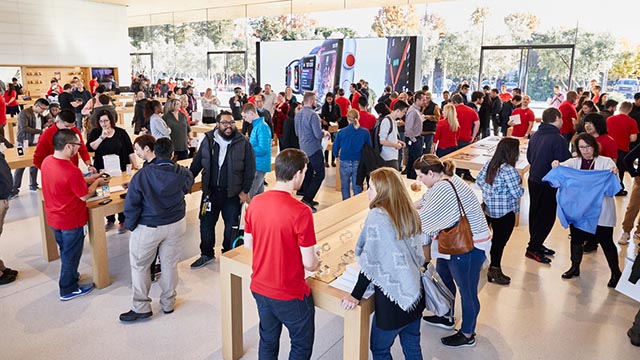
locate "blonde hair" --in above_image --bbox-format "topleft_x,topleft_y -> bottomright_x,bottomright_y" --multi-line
347,109 -> 360,128
369,168 -> 422,240
442,103 -> 459,132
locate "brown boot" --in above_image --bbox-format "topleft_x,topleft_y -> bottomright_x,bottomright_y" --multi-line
487,266 -> 510,285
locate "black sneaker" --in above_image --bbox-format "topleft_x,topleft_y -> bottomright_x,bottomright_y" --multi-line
441,330 -> 476,348
462,173 -> 476,183
119,310 -> 153,322
0,272 -> 16,285
616,189 -> 628,197
525,249 -> 551,264
541,245 -> 556,256
2,268 -> 18,276
423,315 -> 455,330
301,199 -> 317,213
7,190 -> 19,200
190,255 -> 215,269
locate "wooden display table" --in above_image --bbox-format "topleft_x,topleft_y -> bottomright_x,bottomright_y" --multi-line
220,181 -> 424,360
38,159 -> 200,289
2,146 -> 35,169
115,107 -> 134,126
5,117 -> 18,144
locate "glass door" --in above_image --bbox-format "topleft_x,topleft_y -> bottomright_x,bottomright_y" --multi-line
130,53 -> 153,80
207,51 -> 247,100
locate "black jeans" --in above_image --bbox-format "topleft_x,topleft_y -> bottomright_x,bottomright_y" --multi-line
618,149 -> 629,190
252,292 -> 315,360
199,190 -> 241,256
106,213 -> 125,224
527,179 -> 558,253
301,150 -> 325,203
487,212 -> 516,268
569,225 -> 620,275
405,136 -> 423,179
455,140 -> 472,178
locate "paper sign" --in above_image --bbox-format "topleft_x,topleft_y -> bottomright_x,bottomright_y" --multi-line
192,111 -> 203,122
321,134 -> 330,152
509,114 -> 521,125
103,154 -> 122,177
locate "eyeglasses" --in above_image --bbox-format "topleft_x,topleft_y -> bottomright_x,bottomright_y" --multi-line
219,121 -> 235,126
67,142 -> 82,147
578,145 -> 592,150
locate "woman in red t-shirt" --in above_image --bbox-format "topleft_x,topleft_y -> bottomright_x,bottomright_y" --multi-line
4,84 -> 19,117
584,113 -> 617,161
434,104 -> 459,157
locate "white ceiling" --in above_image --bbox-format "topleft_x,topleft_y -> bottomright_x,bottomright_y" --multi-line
89,0 -> 448,26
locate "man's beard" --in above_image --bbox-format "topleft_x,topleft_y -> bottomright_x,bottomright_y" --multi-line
218,128 -> 234,140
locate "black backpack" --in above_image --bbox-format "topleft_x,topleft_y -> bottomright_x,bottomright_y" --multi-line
370,116 -> 393,154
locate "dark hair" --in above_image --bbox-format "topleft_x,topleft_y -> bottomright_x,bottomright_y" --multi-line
58,109 -> 75,124
98,94 -> 111,106
634,92 -> 640,101
134,134 -> 155,152
512,95 -> 522,102
451,94 -> 464,104
358,95 -> 368,107
63,83 -> 72,90
393,100 -> 409,111
581,100 -> 598,112
491,88 -> 499,94
485,138 -> 520,185
512,88 -> 522,95
461,84 -> 470,90
583,113 -> 607,135
252,86 -> 262,96
604,99 -> 618,109
278,91 -> 285,97
413,154 -> 455,176
413,90 -> 426,101
542,107 -> 561,123
374,102 -> 390,117
34,98 -> 50,107
471,91 -> 484,102
442,90 -> 450,95
50,79 -> 58,84
483,85 -> 490,90
422,85 -> 430,92
154,138 -> 174,160
325,92 -> 334,99
217,110 -> 233,121
96,85 -> 106,94
52,128 -> 78,151
95,109 -> 116,128
144,100 -> 162,121
338,88 -> 345,96
49,102 -> 60,109
12,77 -> 18,82
576,87 -> 584,93
275,149 -> 308,182
573,133 -> 600,158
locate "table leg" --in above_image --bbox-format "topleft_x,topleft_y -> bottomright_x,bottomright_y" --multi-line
335,159 -> 341,192
118,113 -> 124,126
8,121 -> 15,144
88,209 -> 110,288
38,191 -> 59,261
221,266 -> 244,360
342,303 -> 371,360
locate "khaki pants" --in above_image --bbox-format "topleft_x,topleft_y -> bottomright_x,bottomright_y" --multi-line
0,199 -> 8,270
129,217 -> 186,313
622,177 -> 640,233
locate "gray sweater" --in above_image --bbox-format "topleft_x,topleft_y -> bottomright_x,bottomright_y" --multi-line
294,106 -> 323,156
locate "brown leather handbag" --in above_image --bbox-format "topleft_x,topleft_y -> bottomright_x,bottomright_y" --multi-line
438,179 -> 474,255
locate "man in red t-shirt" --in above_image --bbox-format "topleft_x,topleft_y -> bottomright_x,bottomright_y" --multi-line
41,128 -> 108,301
453,94 -> 479,181
607,101 -> 639,195
245,149 -> 320,359
335,88 -> 350,128
558,91 -> 578,143
509,95 -> 535,138
0,90 -> 13,148
33,109 -> 93,170
89,76 -> 99,95
498,85 -> 513,103
349,83 -> 361,111
357,96 -> 377,130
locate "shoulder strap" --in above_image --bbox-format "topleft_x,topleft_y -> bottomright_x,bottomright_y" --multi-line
444,179 -> 466,217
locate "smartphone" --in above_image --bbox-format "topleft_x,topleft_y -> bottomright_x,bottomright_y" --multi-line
98,199 -> 112,205
17,147 -> 24,157
119,193 -> 127,199
100,173 -> 111,179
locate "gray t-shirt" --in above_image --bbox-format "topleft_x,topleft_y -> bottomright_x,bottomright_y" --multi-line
379,116 -> 399,161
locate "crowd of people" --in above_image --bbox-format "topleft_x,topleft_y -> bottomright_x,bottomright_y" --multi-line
1,73 -> 640,358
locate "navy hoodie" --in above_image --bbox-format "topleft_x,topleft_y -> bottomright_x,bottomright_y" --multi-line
124,159 -> 194,230
526,122 -> 571,184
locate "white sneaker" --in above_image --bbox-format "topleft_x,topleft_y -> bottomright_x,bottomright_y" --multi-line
618,232 -> 630,245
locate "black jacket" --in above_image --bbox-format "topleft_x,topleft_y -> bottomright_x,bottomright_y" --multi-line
0,153 -> 12,200
320,101 -> 341,128
124,159 -> 194,230
356,143 -> 386,186
190,130 -> 255,198
527,123 -> 571,184
132,98 -> 148,134
624,143 -> 640,177
490,96 -> 502,120
479,93 -> 492,127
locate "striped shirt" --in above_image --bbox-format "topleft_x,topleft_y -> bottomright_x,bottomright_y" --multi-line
476,163 -> 525,218
418,175 -> 491,260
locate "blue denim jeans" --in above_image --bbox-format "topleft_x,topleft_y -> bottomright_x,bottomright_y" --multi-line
405,137 -> 424,180
339,159 -> 361,200
52,226 -> 85,296
252,292 -> 315,360
436,247 -> 485,334
370,316 -> 422,360
422,133 -> 434,155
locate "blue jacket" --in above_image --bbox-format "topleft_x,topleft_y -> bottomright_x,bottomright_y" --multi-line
527,123 -> 571,183
543,166 -> 621,234
124,160 -> 194,230
332,124 -> 372,161
249,117 -> 272,172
